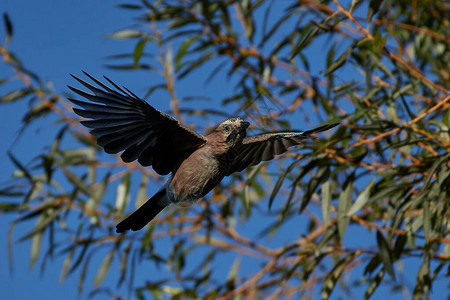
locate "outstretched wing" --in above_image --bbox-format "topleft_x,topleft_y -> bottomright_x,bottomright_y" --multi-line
224,123 -> 339,176
68,72 -> 206,175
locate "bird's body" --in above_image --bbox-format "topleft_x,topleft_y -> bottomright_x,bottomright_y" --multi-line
170,142 -> 224,202
68,72 -> 339,233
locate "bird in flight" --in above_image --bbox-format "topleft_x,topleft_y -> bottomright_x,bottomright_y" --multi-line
68,72 -> 339,233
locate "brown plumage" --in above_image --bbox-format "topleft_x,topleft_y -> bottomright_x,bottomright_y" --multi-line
68,72 -> 339,233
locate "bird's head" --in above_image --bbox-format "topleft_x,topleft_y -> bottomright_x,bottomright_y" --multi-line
216,117 -> 250,147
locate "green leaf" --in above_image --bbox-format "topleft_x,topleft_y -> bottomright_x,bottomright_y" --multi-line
136,174 -> 148,209
3,13 -> 13,43
175,35 -> 199,70
363,268 -> 385,300
243,165 -> 263,217
60,248 -> 75,284
118,4 -> 142,10
107,29 -> 143,39
347,178 -> 375,216
423,199 -> 431,241
367,0 -> 384,22
1,88 -> 30,103
20,208 -> 61,241
78,256 -> 90,297
177,51 -> 214,79
321,180 -> 331,228
8,152 -> 32,181
29,214 -> 45,270
94,249 -> 115,287
337,173 -> 354,240
268,160 -> 299,211
118,242 -> 132,286
413,251 -> 430,299
321,253 -> 357,299
115,172 -> 130,214
301,165 -> 328,212
393,234 -> 407,260
324,45 -> 354,76
133,38 -> 147,67
30,229 -> 42,270
7,222 -> 16,273
61,166 -> 93,198
376,230 -> 396,280
226,256 -> 241,282
291,25 -> 320,59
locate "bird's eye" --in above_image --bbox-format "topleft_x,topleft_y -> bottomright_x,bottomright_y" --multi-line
223,124 -> 230,132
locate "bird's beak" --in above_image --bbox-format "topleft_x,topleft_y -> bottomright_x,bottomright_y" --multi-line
242,121 -> 250,129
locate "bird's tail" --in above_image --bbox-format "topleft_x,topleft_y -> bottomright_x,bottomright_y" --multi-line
116,189 -> 169,233
301,122 -> 340,137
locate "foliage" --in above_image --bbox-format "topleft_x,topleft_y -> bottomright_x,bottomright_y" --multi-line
1,1 -> 449,299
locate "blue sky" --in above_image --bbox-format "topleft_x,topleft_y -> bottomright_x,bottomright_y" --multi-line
1,1 -> 447,300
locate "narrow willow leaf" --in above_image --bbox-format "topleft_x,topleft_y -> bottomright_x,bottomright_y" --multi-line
177,51 -> 214,79
413,251 -> 430,299
220,4 -> 232,34
268,160 -> 299,210
259,11 -> 290,48
136,174 -> 149,208
421,153 -> 450,193
324,45 -> 354,76
321,180 -> 331,228
244,12 -> 255,41
317,224 -> 337,251
8,152 -> 32,181
20,209 -> 61,242
347,178 -> 375,216
321,253 -> 357,299
393,234 -> 407,260
364,255 -> 381,276
226,256 -> 241,282
118,4 -> 142,10
7,222 -> 16,273
115,172 -> 130,213
86,172 -> 109,217
60,248 -> 75,284
333,81 -> 357,93
0,89 -> 30,103
302,253 -> 327,281
363,268 -> 384,300
78,255 -> 91,297
175,35 -> 198,70
68,239 -> 90,275
423,200 -> 431,241
376,230 -> 396,280
30,215 -> 44,270
93,172 -> 109,203
243,165 -> 262,217
166,43 -> 174,79
107,29 -> 143,39
94,249 -> 115,287
243,185 -> 251,217
118,242 -> 132,286
3,12 -> 13,42
133,38 -> 147,67
61,166 -> 93,198
291,26 -> 319,59
337,174 -> 353,240
367,0 -> 384,22
301,165 -> 328,212
105,63 -> 156,70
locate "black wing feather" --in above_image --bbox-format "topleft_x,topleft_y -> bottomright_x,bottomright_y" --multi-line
225,123 -> 339,175
68,73 -> 206,175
